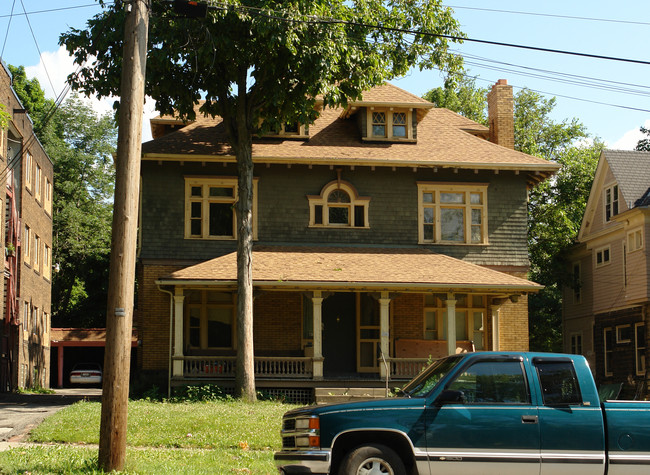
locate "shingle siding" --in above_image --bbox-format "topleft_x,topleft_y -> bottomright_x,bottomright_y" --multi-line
141,162 -> 530,268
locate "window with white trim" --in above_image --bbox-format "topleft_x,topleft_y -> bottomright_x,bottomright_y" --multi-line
365,108 -> 413,141
44,244 -> 51,280
424,293 -> 486,350
572,262 -> 582,304
570,332 -> 583,354
25,151 -> 32,191
44,178 -> 52,215
308,180 -> 370,228
418,183 -> 488,244
185,290 -> 235,350
33,234 -> 40,273
635,322 -> 645,376
616,324 -> 631,344
34,163 -> 42,202
595,246 -> 610,267
605,184 -> 619,221
23,224 -> 31,265
627,228 -> 644,252
184,177 -> 257,240
604,327 -> 613,377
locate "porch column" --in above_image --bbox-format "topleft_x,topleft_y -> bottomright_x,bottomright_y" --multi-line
57,346 -> 64,388
173,289 -> 185,377
491,304 -> 500,351
446,294 -> 457,355
379,292 -> 391,378
312,291 -> 324,380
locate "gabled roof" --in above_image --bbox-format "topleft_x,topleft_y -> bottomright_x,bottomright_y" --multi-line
578,149 -> 650,241
142,83 -> 558,186
604,150 -> 650,207
156,246 -> 542,294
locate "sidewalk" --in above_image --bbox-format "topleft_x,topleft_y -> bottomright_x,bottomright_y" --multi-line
0,387 -> 102,449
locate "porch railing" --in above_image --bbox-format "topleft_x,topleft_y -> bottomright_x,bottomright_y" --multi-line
388,358 -> 432,379
178,356 -> 313,379
175,356 -> 430,380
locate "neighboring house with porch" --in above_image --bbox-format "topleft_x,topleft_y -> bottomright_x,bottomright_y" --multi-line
563,149 -> 650,399
0,61 -> 54,391
135,80 -> 558,402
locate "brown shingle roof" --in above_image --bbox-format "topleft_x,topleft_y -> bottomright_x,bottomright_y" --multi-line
157,246 -> 541,293
141,83 -> 558,177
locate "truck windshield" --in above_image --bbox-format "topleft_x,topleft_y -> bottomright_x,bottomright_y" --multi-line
400,356 -> 463,397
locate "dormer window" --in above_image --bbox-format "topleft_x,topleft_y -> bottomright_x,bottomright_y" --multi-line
605,184 -> 619,221
365,108 -> 414,141
308,179 -> 370,228
261,121 -> 309,138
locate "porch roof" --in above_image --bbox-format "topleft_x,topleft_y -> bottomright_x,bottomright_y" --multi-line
156,246 -> 542,294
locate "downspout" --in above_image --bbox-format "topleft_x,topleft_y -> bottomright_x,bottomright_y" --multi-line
157,285 -> 174,399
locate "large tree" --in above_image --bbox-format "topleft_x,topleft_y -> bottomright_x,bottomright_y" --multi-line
9,65 -> 117,327
62,0 -> 464,400
423,79 -> 602,351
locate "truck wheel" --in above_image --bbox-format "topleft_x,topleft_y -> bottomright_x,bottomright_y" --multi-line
340,443 -> 407,475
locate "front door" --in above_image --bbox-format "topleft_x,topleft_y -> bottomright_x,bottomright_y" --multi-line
322,293 -> 356,377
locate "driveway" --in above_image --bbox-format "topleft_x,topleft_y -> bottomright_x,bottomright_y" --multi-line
0,388 -> 101,448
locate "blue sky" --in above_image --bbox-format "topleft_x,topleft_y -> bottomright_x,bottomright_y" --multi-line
1,0 -> 648,147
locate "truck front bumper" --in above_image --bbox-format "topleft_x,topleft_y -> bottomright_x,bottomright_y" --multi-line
274,449 -> 331,474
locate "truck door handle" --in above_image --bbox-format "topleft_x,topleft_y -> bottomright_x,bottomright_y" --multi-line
521,415 -> 538,424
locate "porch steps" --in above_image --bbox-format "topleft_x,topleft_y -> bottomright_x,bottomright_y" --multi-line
315,387 -> 390,405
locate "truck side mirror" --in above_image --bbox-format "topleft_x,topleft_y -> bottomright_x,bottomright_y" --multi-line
435,389 -> 465,406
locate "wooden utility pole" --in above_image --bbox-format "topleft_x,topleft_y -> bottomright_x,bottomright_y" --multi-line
98,0 -> 149,471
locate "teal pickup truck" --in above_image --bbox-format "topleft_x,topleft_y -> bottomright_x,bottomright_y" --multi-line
275,352 -> 650,474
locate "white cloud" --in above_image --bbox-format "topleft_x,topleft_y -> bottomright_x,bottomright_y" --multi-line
609,120 -> 650,151
24,45 -> 156,142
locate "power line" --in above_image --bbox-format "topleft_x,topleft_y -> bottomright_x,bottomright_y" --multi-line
0,0 -> 16,59
444,4 -> 650,27
206,1 -> 650,66
0,3 -> 99,20
18,0 -> 56,96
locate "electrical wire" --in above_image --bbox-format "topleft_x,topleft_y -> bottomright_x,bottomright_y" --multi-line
18,0 -> 56,96
0,0 -> 16,59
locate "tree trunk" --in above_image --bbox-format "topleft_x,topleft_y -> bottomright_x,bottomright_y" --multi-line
233,72 -> 256,402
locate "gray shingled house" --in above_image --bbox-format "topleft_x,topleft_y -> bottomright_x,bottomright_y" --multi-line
135,80 -> 558,402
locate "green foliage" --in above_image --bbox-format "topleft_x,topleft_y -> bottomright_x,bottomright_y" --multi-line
9,65 -> 117,327
423,74 -> 488,125
171,384 -> 233,402
0,103 -> 10,129
636,126 -> 650,151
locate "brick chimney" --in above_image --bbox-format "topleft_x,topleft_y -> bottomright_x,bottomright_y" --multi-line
487,79 -> 514,149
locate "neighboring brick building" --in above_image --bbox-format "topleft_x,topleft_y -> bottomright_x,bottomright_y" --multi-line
136,80 -> 558,400
0,61 -> 53,391
563,150 -> 650,399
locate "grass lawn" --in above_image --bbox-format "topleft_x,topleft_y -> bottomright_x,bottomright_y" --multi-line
0,399 -> 300,474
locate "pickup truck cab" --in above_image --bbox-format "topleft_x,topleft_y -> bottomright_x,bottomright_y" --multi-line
275,352 -> 650,474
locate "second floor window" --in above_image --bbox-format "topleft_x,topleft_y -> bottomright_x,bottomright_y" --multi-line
308,180 -> 370,228
184,177 -> 258,240
366,109 -> 413,141
418,183 -> 488,244
595,246 -> 610,267
605,184 -> 619,221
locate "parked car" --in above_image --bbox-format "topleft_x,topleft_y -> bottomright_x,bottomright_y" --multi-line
275,352 -> 650,475
69,363 -> 102,385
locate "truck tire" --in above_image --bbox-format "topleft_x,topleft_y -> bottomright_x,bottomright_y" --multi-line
339,443 -> 407,475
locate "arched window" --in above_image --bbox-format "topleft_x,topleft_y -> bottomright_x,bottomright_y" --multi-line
308,180 -> 370,228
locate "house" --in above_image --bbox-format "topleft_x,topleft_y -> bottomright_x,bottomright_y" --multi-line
135,79 -> 559,402
0,61 -> 54,391
563,149 -> 650,398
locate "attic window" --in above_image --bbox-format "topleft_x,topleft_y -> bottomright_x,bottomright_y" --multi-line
365,108 -> 414,141
262,121 -> 309,138
605,184 -> 619,221
308,180 -> 370,228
